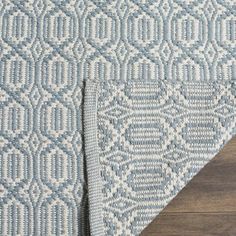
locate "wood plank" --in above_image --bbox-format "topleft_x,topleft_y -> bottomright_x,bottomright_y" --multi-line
141,136 -> 236,235
141,213 -> 236,236
165,137 -> 236,213
164,184 -> 236,213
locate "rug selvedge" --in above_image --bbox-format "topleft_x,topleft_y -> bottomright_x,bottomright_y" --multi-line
0,0 -> 235,235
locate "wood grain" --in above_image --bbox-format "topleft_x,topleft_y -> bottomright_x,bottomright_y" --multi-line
141,137 -> 236,236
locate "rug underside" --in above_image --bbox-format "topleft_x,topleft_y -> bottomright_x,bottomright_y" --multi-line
84,79 -> 236,235
0,0 -> 235,235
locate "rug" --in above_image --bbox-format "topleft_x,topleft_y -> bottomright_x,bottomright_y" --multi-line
0,0 -> 235,235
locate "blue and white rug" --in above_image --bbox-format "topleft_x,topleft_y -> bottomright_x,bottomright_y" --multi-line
0,0 -> 235,235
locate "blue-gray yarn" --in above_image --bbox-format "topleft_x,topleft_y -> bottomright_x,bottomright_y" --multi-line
0,0 -> 235,236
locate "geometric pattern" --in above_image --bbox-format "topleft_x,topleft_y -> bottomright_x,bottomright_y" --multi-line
83,0 -> 236,82
0,1 -> 84,235
96,80 -> 236,235
0,0 -> 235,235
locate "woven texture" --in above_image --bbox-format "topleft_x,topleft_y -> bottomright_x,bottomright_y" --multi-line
95,80 -> 236,235
0,0 -> 236,235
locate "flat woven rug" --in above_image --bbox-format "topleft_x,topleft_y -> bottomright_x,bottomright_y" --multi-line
0,0 -> 235,235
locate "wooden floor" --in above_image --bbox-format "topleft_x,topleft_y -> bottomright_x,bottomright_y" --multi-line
141,136 -> 236,236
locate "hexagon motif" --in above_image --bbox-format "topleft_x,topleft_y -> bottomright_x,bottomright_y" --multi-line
0,146 -> 31,184
41,55 -> 76,93
43,9 -> 77,45
181,115 -> 223,150
171,10 -> 207,49
126,80 -> 166,102
0,56 -> 34,91
127,161 -> 178,202
39,145 -> 75,187
180,82 -> 219,107
2,8 -> 35,45
40,100 -> 75,138
123,115 -> 171,154
0,100 -> 32,137
127,10 -> 163,48
85,10 -> 118,48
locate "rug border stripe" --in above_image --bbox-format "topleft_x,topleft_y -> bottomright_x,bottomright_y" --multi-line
84,80 -> 104,236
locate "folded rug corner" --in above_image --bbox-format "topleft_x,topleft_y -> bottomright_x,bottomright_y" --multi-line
0,0 -> 236,235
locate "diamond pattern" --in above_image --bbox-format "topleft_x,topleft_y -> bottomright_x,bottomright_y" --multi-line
0,0 -> 235,235
97,80 -> 236,235
109,197 -> 136,213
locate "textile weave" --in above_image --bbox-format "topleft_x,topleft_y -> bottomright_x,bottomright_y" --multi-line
0,0 -> 235,235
